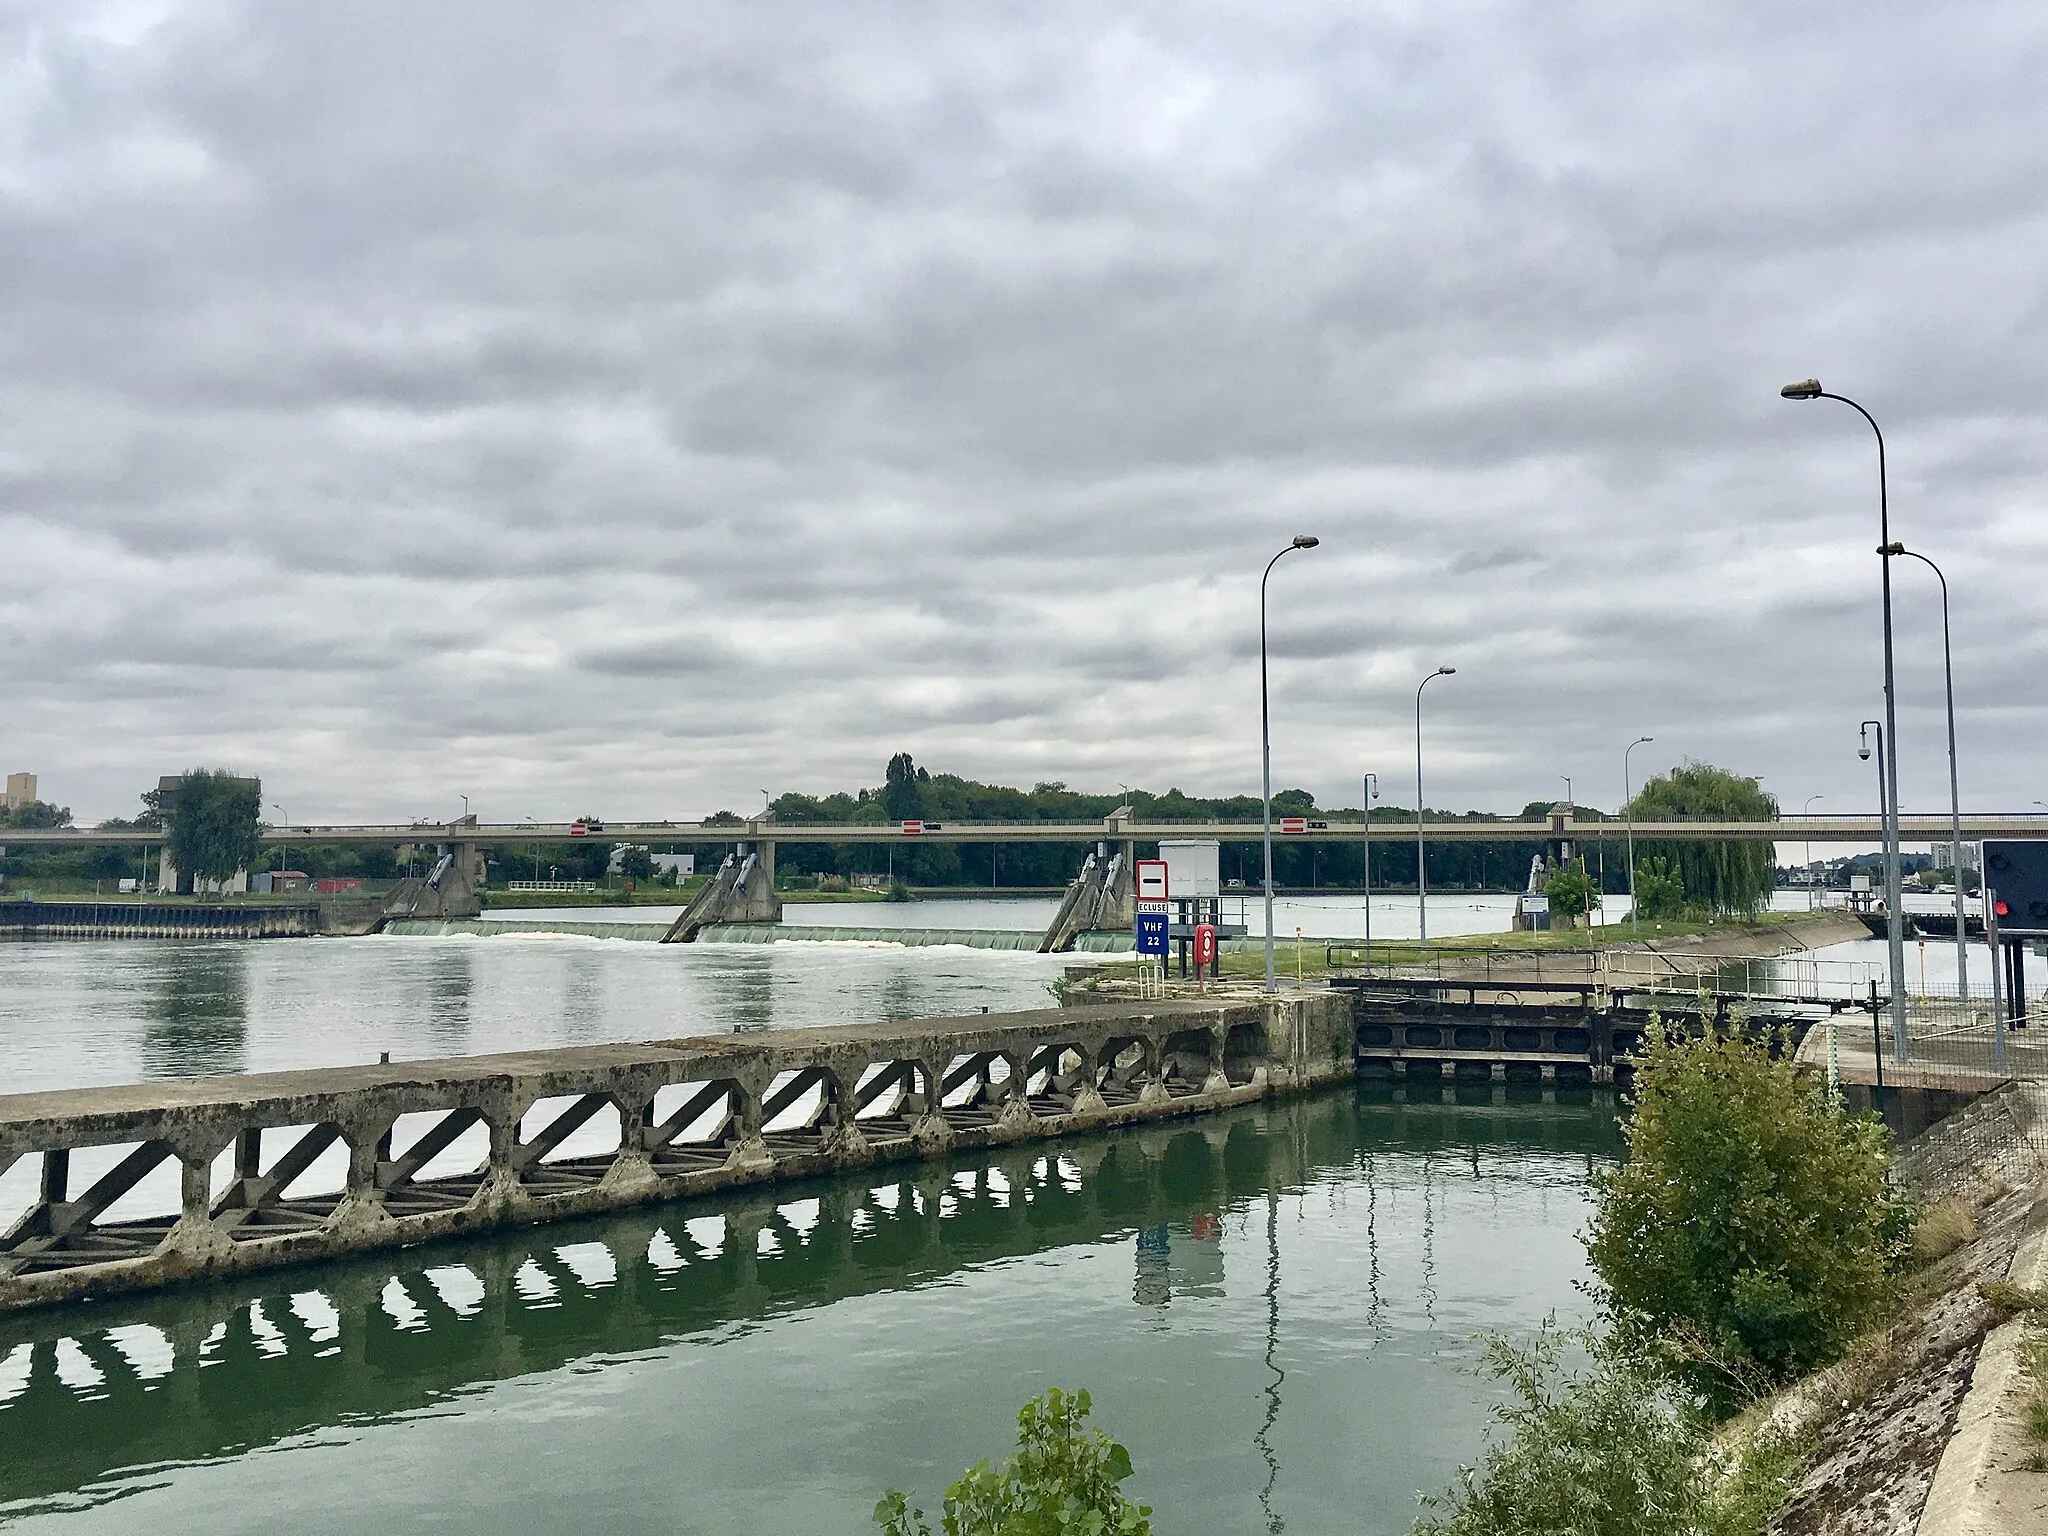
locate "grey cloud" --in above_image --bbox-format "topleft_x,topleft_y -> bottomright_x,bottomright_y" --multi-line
1,0 -> 2044,825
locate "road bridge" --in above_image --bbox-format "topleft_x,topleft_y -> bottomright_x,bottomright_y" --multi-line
9,811 -> 2048,849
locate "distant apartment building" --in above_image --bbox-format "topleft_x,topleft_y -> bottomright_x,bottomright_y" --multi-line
4,772 -> 35,812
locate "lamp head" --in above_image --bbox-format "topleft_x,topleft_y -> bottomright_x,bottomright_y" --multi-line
1291,534 -> 1319,549
1438,665 -> 1457,676
1780,379 -> 1823,400
1880,541 -> 1906,556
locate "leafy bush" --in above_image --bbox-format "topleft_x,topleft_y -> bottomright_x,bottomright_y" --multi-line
1544,858 -> 1601,923
1585,1022 -> 1908,1412
1631,857 -> 1685,921
876,1387 -> 1151,1536
1413,1326 -> 1801,1536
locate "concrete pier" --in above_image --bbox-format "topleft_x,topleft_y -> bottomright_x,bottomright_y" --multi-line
0,994 -> 1352,1315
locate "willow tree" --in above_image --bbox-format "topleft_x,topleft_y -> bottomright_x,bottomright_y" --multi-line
1624,762 -> 1777,917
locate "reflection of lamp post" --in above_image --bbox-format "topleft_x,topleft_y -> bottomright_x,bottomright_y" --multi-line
1887,543 -> 1968,999
1783,379 -> 1907,1058
1260,536 -> 1320,992
1624,738 -> 1652,931
1414,666 -> 1456,950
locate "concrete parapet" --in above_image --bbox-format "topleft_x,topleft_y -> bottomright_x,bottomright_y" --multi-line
0,992 -> 1351,1314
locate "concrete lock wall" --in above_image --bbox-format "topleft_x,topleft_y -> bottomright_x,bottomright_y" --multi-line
0,994 -> 1352,1315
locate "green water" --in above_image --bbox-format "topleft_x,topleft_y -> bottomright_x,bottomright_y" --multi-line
0,1087 -> 1617,1534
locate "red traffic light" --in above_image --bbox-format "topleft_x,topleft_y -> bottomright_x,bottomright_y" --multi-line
1996,899 -> 2010,917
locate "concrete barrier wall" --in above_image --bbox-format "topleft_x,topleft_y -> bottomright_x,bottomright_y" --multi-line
0,993 -> 1352,1315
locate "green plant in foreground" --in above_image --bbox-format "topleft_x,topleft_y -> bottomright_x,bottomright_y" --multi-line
876,1387 -> 1151,1536
1413,1326 -> 1801,1536
1585,1022 -> 1909,1413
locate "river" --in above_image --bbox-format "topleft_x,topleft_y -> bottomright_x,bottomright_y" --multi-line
0,894 -> 1621,1532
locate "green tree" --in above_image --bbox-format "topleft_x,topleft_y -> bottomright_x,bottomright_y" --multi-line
876,1387 -> 1151,1536
165,770 -> 263,888
884,753 -> 926,822
1544,858 -> 1600,924
1584,1023 -> 1907,1412
1624,763 -> 1778,916
1631,857 -> 1685,921
1,799 -> 72,830
617,846 -> 655,881
1414,1326 -> 1799,1536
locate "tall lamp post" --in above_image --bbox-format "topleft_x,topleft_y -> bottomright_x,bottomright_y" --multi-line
1260,535 -> 1320,992
1361,772 -> 1379,965
1887,543 -> 1968,998
1624,737 -> 1653,931
1414,666 -> 1456,950
1783,380 -> 1908,1059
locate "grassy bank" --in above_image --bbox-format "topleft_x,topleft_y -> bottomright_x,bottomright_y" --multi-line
1211,908 -> 1833,979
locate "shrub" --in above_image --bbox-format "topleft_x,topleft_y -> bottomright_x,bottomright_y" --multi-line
1585,1022 -> 1908,1412
876,1387 -> 1151,1536
1631,858 -> 1686,921
1413,1326 -> 1800,1536
1545,859 -> 1601,924
1912,1198 -> 1976,1265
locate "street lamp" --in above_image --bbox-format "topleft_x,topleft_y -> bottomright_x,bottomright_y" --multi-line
270,803 -> 289,873
1260,535 -> 1320,992
1624,737 -> 1652,931
1415,666 -> 1456,950
1361,772 -> 1380,965
1783,379 -> 1908,1058
1860,719 -> 1907,1055
1887,543 -> 1968,998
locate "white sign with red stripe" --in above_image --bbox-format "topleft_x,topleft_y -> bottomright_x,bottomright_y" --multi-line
901,820 -> 924,835
1279,816 -> 1308,835
1135,859 -> 1169,902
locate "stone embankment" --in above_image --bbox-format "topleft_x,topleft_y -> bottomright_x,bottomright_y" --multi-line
0,994 -> 1352,1315
1753,1084 -> 2048,1534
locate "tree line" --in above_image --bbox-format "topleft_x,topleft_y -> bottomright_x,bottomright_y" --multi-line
2,756 -> 1781,915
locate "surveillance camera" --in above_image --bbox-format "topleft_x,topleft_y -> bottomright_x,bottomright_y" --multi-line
1858,746 -> 1871,761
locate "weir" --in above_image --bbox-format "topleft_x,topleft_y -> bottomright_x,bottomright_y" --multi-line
0,993 -> 1352,1315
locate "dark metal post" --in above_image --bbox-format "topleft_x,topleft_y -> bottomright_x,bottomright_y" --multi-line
1260,536 -> 1318,994
1783,382 -> 1908,1060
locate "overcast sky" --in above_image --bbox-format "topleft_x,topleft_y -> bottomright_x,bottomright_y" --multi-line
3,1 -> 2044,828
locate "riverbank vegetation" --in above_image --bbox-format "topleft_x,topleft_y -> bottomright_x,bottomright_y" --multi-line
1625,764 -> 1778,918
1413,1023 -> 1911,1535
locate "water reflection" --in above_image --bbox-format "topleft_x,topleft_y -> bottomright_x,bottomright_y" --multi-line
0,1088 -> 1619,1532
421,945 -> 474,1055
704,949 -> 777,1032
137,944 -> 248,1080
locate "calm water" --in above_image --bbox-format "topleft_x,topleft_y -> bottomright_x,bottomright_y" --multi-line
0,902 -> 1619,1532
0,1088 -> 1617,1534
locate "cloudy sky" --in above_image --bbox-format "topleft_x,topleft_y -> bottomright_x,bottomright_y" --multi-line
2,1 -> 2044,827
